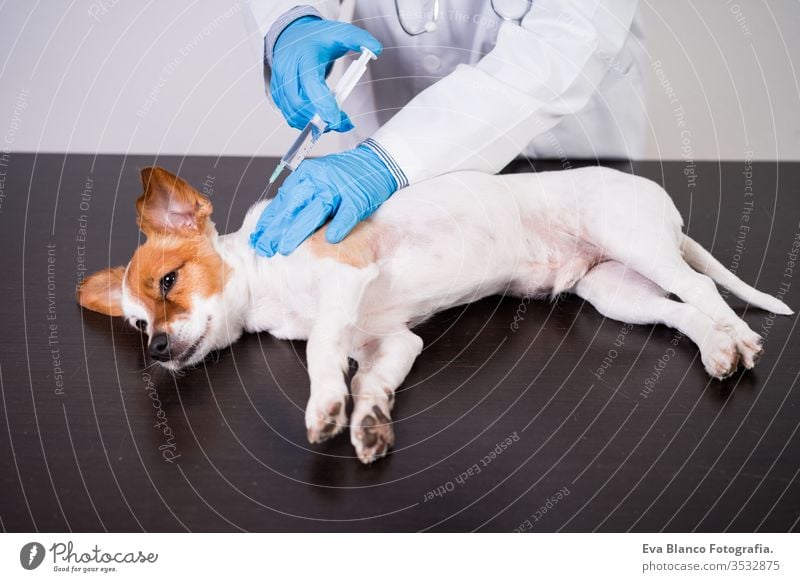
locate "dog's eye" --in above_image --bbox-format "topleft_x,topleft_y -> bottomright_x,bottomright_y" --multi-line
129,318 -> 147,333
160,271 -> 177,295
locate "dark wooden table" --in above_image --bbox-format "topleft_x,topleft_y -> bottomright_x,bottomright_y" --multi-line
1,154 -> 798,532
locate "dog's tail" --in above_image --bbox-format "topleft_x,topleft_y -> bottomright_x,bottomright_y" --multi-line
681,234 -> 793,315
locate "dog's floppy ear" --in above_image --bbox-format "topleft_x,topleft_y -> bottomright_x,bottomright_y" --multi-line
136,167 -> 212,237
77,266 -> 126,316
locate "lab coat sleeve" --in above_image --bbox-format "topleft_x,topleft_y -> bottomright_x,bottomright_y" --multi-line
369,0 -> 640,186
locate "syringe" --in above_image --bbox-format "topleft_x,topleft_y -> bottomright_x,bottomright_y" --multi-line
268,47 -> 377,185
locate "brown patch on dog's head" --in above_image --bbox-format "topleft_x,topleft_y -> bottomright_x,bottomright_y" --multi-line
78,167 -> 229,336
125,234 -> 226,334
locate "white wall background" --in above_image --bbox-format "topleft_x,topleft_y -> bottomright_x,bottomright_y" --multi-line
1,0 -> 798,160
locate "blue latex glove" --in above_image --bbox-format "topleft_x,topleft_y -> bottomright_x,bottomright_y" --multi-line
250,145 -> 397,257
270,15 -> 382,132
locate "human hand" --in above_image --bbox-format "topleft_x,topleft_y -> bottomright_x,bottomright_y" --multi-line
250,145 -> 397,256
270,15 -> 382,132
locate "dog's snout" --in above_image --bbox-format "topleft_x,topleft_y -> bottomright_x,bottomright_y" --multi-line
148,333 -> 171,361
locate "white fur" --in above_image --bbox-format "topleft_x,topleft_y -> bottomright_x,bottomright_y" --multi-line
136,167 -> 794,462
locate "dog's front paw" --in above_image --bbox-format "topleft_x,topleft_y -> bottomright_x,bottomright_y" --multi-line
305,391 -> 348,444
700,324 -> 740,379
730,326 -> 763,369
351,398 -> 394,464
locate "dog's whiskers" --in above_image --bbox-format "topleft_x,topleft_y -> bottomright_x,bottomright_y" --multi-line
132,360 -> 160,374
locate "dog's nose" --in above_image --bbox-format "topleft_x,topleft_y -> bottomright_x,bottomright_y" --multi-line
148,333 -> 171,362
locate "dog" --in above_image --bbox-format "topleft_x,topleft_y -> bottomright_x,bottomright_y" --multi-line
77,166 -> 793,463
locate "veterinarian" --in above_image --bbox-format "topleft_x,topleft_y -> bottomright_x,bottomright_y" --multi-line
247,0 -> 647,256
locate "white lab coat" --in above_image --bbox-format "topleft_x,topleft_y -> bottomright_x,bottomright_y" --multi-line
245,0 -> 648,186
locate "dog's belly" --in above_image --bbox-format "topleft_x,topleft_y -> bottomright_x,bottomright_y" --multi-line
357,171 -> 605,328
364,242 -> 600,329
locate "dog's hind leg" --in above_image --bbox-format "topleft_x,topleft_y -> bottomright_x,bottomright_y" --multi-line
574,261 -> 741,378
619,250 -> 765,370
349,328 -> 424,463
305,264 -> 379,444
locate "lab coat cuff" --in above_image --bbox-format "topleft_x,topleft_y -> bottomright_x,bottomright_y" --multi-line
264,5 -> 322,67
361,138 -> 409,190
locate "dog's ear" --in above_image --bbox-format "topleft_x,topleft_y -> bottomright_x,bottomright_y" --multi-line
77,266 -> 126,316
136,167 -> 212,237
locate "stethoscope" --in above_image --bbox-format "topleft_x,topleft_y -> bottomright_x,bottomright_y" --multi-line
395,0 -> 533,36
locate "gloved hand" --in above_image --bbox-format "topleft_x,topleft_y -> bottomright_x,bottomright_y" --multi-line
270,15 -> 382,132
250,145 -> 397,257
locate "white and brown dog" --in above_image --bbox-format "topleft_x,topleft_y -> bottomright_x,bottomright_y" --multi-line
78,166 -> 792,463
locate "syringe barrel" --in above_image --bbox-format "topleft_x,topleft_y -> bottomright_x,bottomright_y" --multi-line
282,118 -> 323,171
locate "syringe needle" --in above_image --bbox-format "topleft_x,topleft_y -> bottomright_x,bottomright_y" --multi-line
269,162 -> 285,185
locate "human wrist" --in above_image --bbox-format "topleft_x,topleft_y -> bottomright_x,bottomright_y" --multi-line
359,139 -> 408,190
349,144 -> 397,198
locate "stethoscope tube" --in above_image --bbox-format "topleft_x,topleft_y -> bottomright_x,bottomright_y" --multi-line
491,0 -> 533,23
395,0 -> 532,36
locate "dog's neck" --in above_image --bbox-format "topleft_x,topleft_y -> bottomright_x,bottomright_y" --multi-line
211,203 -> 292,335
